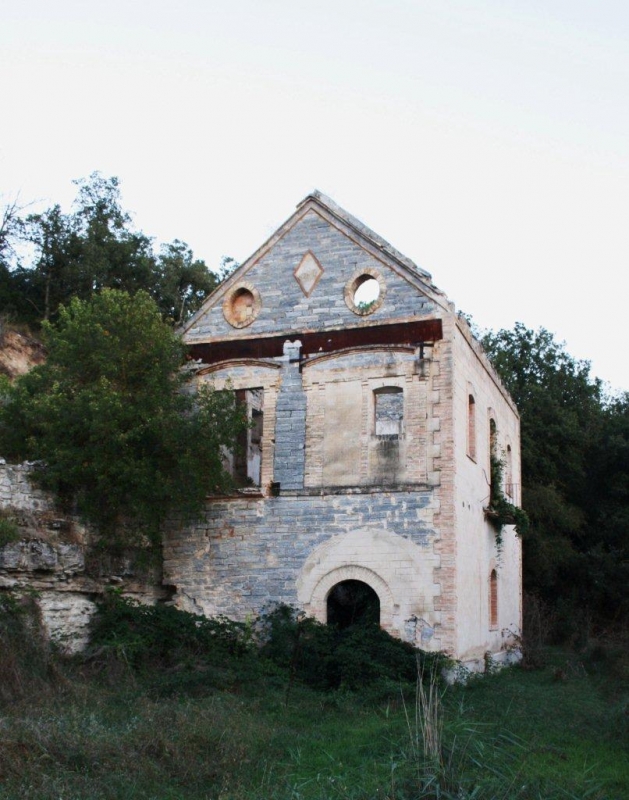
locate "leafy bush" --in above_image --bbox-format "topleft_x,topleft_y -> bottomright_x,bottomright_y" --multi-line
258,604 -> 445,692
0,513 -> 20,547
0,593 -> 60,705
0,289 -> 247,549
88,592 -> 259,695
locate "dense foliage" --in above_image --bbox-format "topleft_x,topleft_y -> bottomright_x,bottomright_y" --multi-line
0,174 -> 222,326
0,290 -> 246,547
89,595 -> 430,696
483,323 -> 629,629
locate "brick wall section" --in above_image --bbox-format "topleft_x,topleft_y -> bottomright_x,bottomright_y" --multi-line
428,318 -> 458,655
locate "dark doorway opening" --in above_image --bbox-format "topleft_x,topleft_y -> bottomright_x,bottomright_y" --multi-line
327,580 -> 380,629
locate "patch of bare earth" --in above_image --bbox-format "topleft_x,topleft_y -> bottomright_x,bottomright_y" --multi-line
0,328 -> 45,379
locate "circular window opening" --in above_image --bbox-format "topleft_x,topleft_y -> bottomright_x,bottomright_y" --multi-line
327,580 -> 380,629
345,271 -> 385,316
232,288 -> 254,323
223,284 -> 261,328
354,277 -> 380,310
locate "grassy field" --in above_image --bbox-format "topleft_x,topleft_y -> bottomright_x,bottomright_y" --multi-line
0,599 -> 627,799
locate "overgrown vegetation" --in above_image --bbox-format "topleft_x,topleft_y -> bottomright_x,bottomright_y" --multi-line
0,593 -> 61,704
89,595 -> 430,697
483,323 -> 629,632
486,454 -> 530,549
0,290 -> 247,549
0,596 -> 626,799
0,511 -> 20,546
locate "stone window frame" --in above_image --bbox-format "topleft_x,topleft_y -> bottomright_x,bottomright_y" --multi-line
344,267 -> 387,316
196,361 -> 281,492
373,385 -> 404,439
222,282 -> 262,329
370,378 -> 406,440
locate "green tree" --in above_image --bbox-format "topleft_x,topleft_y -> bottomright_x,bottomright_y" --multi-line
0,289 -> 245,548
0,197 -> 30,322
1,173 -> 220,327
581,393 -> 629,620
482,324 -> 606,616
152,240 -> 219,324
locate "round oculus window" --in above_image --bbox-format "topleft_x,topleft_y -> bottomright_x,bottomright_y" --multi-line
223,284 -> 261,328
344,270 -> 386,315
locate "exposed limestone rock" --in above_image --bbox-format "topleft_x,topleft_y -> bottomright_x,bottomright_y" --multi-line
0,463 -> 165,652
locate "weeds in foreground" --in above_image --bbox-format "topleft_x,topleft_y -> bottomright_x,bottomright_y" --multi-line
0,597 -> 625,799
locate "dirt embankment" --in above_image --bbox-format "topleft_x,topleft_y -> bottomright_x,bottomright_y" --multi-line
0,327 -> 46,379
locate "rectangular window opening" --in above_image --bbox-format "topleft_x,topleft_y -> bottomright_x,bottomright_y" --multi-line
230,388 -> 264,487
374,387 -> 403,438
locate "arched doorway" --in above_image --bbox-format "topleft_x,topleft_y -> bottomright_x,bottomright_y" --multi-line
326,580 -> 380,628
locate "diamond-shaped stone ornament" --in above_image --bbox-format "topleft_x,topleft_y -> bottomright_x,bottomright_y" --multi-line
294,251 -> 324,296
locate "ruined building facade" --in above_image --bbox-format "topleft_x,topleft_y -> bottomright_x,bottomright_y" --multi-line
165,192 -> 522,666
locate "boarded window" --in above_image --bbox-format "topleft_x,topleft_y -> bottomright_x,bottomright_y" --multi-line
374,387 -> 403,437
489,569 -> 498,630
489,418 -> 497,458
467,395 -> 476,460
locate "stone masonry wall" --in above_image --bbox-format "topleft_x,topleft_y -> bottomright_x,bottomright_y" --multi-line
273,342 -> 306,490
164,488 -> 447,650
186,208 -> 439,343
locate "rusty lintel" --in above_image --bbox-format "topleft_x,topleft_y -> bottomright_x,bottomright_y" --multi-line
187,319 -> 443,365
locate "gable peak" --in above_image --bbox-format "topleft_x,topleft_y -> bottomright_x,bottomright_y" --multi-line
296,191 -> 432,282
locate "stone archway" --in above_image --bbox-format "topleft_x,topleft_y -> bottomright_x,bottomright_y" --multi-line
303,563 -> 396,633
295,527 -> 441,643
327,579 -> 380,628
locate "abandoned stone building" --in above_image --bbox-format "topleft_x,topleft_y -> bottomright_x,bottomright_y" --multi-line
165,191 -> 522,667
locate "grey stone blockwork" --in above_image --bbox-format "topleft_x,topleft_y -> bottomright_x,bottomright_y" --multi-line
187,211 -> 436,342
164,490 -> 435,619
273,358 -> 306,490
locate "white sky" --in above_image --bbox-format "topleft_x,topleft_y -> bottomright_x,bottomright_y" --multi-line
2,1 -> 628,392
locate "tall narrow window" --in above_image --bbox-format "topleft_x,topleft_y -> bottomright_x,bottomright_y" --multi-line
228,388 -> 264,487
489,418 -> 497,458
489,417 -> 497,496
505,444 -> 513,498
489,569 -> 498,630
467,395 -> 476,460
374,387 -> 403,437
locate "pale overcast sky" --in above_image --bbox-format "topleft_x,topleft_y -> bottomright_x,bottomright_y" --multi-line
2,1 -> 628,391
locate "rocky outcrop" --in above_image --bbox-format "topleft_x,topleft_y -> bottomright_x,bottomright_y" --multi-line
0,462 -> 166,653
0,327 -> 46,380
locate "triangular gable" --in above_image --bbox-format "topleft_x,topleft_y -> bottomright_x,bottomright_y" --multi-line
183,192 -> 449,343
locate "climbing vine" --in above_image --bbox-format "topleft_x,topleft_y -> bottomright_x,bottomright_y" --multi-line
486,455 -> 529,551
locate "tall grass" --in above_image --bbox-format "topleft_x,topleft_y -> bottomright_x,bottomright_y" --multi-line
0,596 -> 625,799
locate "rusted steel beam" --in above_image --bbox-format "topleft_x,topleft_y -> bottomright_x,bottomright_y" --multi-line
187,319 -> 443,365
